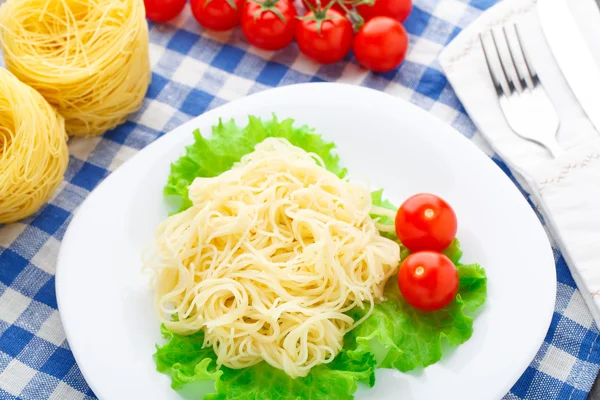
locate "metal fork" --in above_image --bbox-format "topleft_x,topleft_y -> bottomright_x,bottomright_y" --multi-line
480,25 -> 562,158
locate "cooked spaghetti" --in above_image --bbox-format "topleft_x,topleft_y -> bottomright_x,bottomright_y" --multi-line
0,68 -> 69,224
147,138 -> 400,378
0,0 -> 151,136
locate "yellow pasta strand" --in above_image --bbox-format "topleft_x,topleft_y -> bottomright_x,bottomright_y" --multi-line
146,138 -> 400,378
0,68 -> 69,224
0,0 -> 151,137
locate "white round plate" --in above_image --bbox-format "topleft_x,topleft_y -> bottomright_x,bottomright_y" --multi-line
56,83 -> 556,400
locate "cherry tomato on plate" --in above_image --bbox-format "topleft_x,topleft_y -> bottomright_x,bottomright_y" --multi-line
395,193 -> 457,252
191,0 -> 244,31
353,16 -> 408,72
398,251 -> 459,312
144,0 -> 187,22
241,0 -> 298,51
303,0 -> 346,14
356,0 -> 412,22
296,9 -> 354,64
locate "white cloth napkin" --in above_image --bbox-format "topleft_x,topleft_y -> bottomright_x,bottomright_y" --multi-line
439,0 -> 600,326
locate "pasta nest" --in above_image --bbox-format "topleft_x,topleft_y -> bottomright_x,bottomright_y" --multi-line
0,68 -> 68,224
0,0 -> 151,136
149,138 -> 400,378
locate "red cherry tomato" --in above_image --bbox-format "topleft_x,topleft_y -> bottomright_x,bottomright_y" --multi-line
304,0 -> 346,14
398,251 -> 459,312
356,0 -> 412,22
296,10 -> 354,64
241,0 -> 298,51
144,0 -> 187,22
191,0 -> 244,31
353,16 -> 408,72
395,193 -> 457,252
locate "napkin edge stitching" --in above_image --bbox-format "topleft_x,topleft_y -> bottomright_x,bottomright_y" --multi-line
538,153 -> 600,193
443,0 -> 537,69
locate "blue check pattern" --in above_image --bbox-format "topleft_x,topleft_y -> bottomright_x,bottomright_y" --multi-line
0,0 -> 598,399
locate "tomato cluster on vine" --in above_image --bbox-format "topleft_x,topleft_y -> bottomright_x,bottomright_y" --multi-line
144,0 -> 411,72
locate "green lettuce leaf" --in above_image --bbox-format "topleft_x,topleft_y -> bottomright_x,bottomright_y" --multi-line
370,189 -> 411,259
155,117 -> 487,399
370,189 -> 396,224
155,325 -> 222,390
456,262 -> 487,312
155,326 -> 375,400
346,257 -> 486,372
165,116 -> 347,212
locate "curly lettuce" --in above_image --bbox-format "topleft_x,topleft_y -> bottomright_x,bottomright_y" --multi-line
155,116 -> 487,399
165,116 -> 346,212
155,324 -> 376,400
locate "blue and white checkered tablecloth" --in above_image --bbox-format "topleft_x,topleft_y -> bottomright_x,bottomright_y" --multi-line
1,0 -> 599,399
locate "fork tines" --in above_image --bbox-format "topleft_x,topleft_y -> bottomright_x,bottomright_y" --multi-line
480,24 -> 540,96
478,23 -> 562,158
